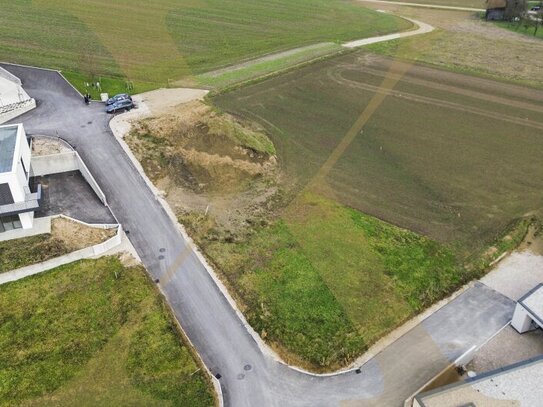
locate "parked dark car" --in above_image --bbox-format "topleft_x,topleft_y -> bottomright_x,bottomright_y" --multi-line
106,98 -> 134,113
105,93 -> 132,106
531,6 -> 541,11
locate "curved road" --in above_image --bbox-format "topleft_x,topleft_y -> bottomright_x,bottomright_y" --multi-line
2,63 -> 514,407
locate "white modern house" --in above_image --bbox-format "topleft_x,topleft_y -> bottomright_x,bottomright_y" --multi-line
0,66 -> 36,124
414,355 -> 543,406
0,123 -> 40,232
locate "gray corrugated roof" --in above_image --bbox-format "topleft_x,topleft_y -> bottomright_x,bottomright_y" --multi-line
0,125 -> 18,173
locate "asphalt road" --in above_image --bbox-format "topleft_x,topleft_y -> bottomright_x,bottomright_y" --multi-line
2,63 -> 516,407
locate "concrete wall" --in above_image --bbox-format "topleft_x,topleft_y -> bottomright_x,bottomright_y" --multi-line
511,304 -> 537,333
0,66 -> 22,85
31,152 -> 79,177
31,151 -> 107,205
0,99 -> 36,125
0,218 -> 121,285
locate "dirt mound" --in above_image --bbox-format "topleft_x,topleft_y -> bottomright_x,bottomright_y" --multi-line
126,100 -> 281,236
128,101 -> 277,193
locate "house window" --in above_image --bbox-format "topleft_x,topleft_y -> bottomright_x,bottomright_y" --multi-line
0,215 -> 22,233
0,183 -> 14,205
21,158 -> 28,177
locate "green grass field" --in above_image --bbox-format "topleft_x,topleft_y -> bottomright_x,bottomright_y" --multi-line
213,51 -> 543,254
189,192 -> 530,369
0,257 -> 214,406
0,0 -> 410,93
391,0 -> 485,7
203,51 -> 543,368
494,20 -> 543,39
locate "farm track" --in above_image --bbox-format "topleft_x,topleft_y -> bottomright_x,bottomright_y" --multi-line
326,66 -> 543,130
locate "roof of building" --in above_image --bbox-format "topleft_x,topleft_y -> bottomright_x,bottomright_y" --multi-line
486,0 -> 507,9
519,283 -> 543,326
0,125 -> 18,173
415,355 -> 543,407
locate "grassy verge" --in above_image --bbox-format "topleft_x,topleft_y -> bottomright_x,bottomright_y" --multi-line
0,234 -> 70,273
196,43 -> 344,89
364,33 -> 543,89
182,192 -> 531,370
0,219 -> 114,273
493,20 -> 543,39
62,71 -> 158,100
0,256 -> 215,406
388,0 -> 485,7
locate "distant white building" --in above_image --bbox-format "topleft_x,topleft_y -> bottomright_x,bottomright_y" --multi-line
0,66 -> 36,124
0,123 -> 40,232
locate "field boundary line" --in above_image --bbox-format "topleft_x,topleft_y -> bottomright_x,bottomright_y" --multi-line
343,16 -> 434,48
358,0 -> 485,12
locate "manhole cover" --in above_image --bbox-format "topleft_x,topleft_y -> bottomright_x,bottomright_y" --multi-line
158,255 -> 165,260
87,121 -> 92,124
159,248 -> 166,253
237,373 -> 245,380
244,364 -> 252,371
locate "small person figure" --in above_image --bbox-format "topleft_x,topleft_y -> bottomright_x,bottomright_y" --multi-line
84,94 -> 89,105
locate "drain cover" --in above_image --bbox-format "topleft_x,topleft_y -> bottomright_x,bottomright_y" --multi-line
159,248 -> 166,253
237,373 -> 245,380
158,255 -> 165,260
244,364 -> 252,371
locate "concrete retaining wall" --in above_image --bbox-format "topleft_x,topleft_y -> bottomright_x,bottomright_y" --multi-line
0,66 -> 22,85
30,151 -> 107,205
0,99 -> 36,125
0,219 -> 122,285
31,151 -> 79,175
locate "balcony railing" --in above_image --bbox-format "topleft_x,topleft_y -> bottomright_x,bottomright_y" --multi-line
0,184 -> 41,216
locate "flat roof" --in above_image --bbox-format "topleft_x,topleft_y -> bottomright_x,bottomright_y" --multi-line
519,283 -> 543,326
0,125 -> 18,173
415,355 -> 543,407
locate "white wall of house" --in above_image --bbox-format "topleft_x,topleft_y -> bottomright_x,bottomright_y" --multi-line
0,68 -> 35,125
0,124 -> 33,229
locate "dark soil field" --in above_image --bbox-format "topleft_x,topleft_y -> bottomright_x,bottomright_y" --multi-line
213,52 -> 543,256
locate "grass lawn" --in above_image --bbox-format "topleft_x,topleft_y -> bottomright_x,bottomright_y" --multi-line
493,20 -> 543,39
0,0 -> 410,91
190,192 -> 530,370
389,0 -> 485,7
0,234 -> 71,273
0,257 -> 214,406
196,43 -> 346,90
201,52 -> 543,368
213,51 -> 543,254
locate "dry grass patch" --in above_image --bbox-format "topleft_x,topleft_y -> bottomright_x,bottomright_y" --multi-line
0,218 -> 116,273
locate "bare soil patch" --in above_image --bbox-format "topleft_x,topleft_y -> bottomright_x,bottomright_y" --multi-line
125,100 -> 281,237
51,217 -> 116,252
31,137 -> 73,156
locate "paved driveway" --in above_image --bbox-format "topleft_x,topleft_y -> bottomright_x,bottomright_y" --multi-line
2,63 -> 515,407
